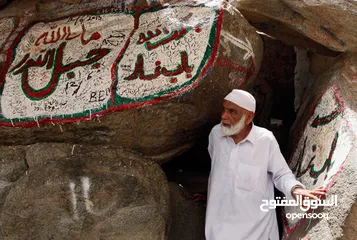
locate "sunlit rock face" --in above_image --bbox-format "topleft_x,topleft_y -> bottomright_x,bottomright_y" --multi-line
284,53 -> 357,240
0,0 -> 262,164
234,0 -> 357,54
0,143 -> 170,240
0,0 -> 263,239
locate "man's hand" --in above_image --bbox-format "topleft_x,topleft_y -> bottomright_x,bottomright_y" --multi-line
292,186 -> 327,201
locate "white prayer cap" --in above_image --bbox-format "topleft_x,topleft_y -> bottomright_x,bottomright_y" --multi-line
224,89 -> 256,113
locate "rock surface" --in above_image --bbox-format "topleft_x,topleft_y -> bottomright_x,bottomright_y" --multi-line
0,0 -> 263,164
0,146 -> 28,216
284,53 -> 357,239
0,143 -> 170,240
341,199 -> 357,240
234,0 -> 356,54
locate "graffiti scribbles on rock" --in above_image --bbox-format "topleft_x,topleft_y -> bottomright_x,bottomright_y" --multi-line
1,10 -> 134,123
292,132 -> 339,185
283,86 -> 354,235
0,6 -> 222,126
115,6 -> 221,100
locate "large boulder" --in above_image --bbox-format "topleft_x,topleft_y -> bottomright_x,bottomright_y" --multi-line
283,53 -> 357,239
0,143 -> 170,240
0,146 -> 28,215
341,200 -> 357,240
234,0 -> 356,54
281,1 -> 357,53
0,1 -> 263,164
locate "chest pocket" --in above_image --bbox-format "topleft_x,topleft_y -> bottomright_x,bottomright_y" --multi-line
235,162 -> 260,192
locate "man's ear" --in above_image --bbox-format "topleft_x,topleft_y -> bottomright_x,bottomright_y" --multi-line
245,112 -> 255,125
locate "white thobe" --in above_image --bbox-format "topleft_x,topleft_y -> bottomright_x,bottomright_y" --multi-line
205,124 -> 302,240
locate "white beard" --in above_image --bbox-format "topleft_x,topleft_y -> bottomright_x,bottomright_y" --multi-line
221,115 -> 247,136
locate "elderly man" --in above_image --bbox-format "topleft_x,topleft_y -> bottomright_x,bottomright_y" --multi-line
205,89 -> 325,240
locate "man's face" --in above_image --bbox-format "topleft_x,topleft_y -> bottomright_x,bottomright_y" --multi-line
221,100 -> 252,136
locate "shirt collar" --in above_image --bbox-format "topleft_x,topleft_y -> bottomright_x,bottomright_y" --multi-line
244,123 -> 256,145
220,123 -> 256,145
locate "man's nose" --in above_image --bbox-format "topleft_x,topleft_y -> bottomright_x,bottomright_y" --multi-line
221,110 -> 228,120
